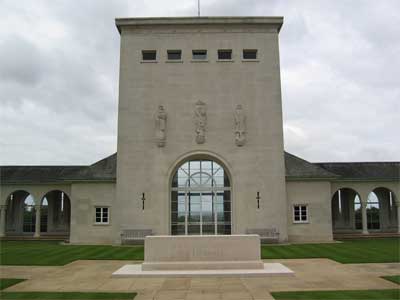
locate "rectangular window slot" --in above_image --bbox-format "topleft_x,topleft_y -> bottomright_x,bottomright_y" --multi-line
218,49 -> 232,60
142,50 -> 157,61
167,50 -> 182,60
243,49 -> 257,60
192,50 -> 207,60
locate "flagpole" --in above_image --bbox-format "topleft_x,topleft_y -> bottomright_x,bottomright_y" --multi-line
198,0 -> 200,17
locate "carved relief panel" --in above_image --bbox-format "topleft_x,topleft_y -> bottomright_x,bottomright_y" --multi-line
194,100 -> 207,144
155,105 -> 167,147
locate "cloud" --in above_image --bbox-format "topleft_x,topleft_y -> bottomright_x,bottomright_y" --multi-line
0,0 -> 399,165
0,36 -> 47,85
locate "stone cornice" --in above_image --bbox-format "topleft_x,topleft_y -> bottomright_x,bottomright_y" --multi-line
116,16 -> 284,34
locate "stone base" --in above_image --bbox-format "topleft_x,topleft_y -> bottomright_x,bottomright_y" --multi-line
142,260 -> 264,271
143,234 -> 263,271
115,235 -> 294,277
112,263 -> 294,277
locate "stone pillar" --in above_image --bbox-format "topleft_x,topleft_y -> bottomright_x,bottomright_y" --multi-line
0,205 -> 7,237
34,205 -> 41,238
361,201 -> 369,235
397,205 -> 400,234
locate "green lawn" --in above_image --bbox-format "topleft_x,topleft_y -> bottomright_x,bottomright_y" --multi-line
271,289 -> 400,300
0,238 -> 399,266
0,241 -> 143,266
0,279 -> 26,290
382,275 -> 400,285
0,278 -> 137,299
262,238 -> 400,263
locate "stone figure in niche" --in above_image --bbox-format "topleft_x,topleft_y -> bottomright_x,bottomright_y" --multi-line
194,100 -> 207,144
234,104 -> 246,146
155,105 -> 167,147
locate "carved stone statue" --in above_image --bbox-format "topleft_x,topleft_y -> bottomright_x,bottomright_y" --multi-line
234,104 -> 246,146
194,100 -> 207,144
155,105 -> 167,147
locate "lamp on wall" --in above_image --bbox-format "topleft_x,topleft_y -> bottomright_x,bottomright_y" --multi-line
256,192 -> 260,209
141,193 -> 145,210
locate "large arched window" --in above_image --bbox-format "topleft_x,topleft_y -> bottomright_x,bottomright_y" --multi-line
171,159 -> 231,235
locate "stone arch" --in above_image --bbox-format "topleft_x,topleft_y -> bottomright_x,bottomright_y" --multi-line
367,187 -> 398,232
4,190 -> 36,235
331,188 -> 362,233
40,190 -> 71,236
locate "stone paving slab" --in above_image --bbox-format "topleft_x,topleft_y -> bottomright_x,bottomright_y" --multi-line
112,263 -> 294,278
1,259 -> 399,300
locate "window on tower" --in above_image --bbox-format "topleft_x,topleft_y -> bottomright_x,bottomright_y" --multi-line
243,49 -> 258,60
142,50 -> 157,61
192,50 -> 207,60
218,49 -> 232,60
167,50 -> 182,60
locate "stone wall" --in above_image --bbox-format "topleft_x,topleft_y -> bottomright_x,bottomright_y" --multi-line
286,181 -> 333,242
69,182 -> 115,244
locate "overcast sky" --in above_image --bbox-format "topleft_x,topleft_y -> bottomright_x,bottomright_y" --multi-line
0,0 -> 399,165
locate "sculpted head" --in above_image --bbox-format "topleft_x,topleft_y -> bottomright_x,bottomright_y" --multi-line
195,100 -> 206,115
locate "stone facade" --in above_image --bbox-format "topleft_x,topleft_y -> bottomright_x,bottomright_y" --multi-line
114,17 -> 288,243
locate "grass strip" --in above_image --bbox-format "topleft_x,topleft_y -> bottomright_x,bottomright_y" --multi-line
0,291 -> 136,299
271,289 -> 400,300
0,279 -> 26,290
1,238 -> 398,266
381,275 -> 400,285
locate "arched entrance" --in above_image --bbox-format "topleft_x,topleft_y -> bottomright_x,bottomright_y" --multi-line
367,187 -> 398,232
366,191 -> 380,230
5,190 -> 36,235
171,159 -> 231,235
331,188 -> 361,232
40,190 -> 71,236
4,190 -> 71,238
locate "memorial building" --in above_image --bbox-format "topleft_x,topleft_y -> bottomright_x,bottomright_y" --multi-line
1,17 -> 399,244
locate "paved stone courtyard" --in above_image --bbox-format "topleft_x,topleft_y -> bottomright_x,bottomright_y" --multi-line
1,259 -> 399,299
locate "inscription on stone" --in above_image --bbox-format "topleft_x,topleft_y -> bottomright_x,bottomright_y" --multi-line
142,235 -> 264,271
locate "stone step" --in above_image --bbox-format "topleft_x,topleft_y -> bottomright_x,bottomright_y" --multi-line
142,260 -> 265,271
334,232 -> 400,239
0,235 -> 69,242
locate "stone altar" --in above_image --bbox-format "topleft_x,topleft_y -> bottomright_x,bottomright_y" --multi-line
142,235 -> 263,270
112,235 -> 294,277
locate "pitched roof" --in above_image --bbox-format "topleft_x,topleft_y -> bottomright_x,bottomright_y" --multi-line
284,152 -> 338,180
1,152 -> 398,184
63,153 -> 117,182
0,166 -> 86,184
316,162 -> 400,181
